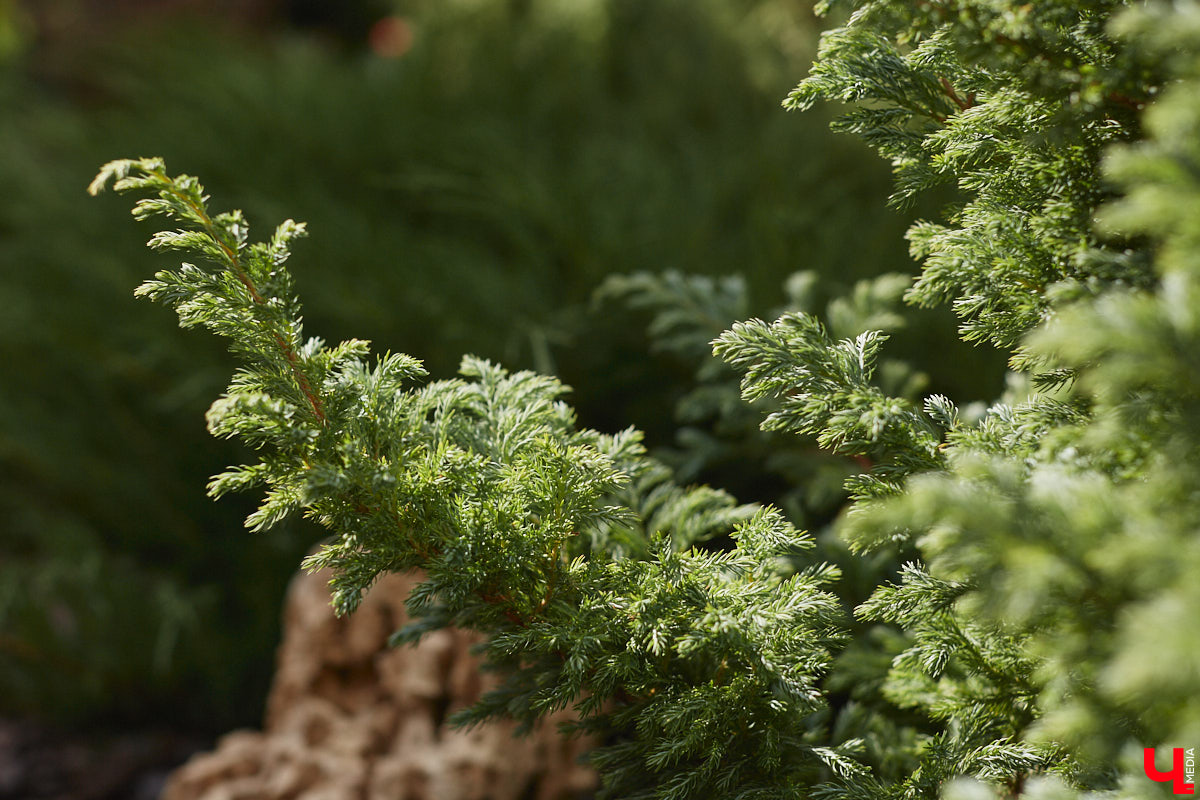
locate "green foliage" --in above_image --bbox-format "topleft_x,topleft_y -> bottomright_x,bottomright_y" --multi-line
92,157 -> 851,798
787,0 -> 1157,352
598,268 -> 930,524
717,1 -> 1200,798
714,313 -> 942,499
2,0 -> 918,727
89,1 -> 1200,797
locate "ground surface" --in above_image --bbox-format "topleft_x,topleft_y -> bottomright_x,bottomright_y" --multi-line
0,718 -> 205,800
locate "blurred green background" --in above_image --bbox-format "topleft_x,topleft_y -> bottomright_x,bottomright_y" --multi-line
0,0 -> 1001,751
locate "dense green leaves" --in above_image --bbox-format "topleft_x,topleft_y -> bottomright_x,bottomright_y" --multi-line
789,0 -> 1156,351
716,2 -> 1200,798
95,158 -> 847,798
96,1 -> 1200,797
715,313 -> 942,499
4,0 -> 915,728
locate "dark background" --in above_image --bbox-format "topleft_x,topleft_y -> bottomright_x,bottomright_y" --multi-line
0,1 -> 1003,797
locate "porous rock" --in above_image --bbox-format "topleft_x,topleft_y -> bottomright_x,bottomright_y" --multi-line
163,570 -> 595,800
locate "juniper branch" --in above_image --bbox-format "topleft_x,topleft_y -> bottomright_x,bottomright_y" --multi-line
93,157 -> 850,799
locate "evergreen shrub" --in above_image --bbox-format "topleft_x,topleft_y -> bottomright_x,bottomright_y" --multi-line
90,0 -> 1200,797
3,0 -> 932,728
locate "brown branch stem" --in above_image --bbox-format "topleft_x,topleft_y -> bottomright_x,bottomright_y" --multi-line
159,171 -> 327,425
939,76 -> 976,113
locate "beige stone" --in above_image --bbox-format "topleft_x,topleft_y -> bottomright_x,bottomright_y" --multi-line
163,570 -> 595,800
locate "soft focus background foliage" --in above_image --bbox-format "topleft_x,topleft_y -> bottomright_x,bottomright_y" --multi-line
0,0 -> 999,742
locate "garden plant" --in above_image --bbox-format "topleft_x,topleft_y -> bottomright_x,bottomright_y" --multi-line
5,0 -> 927,729
91,0 -> 1200,798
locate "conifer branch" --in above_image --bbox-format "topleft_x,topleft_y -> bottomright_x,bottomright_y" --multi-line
89,158 -> 327,425
88,3 -> 1200,796
94,157 -> 851,798
938,77 -> 974,113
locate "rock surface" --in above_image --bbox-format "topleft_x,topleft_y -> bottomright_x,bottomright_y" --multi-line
163,570 -> 596,800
